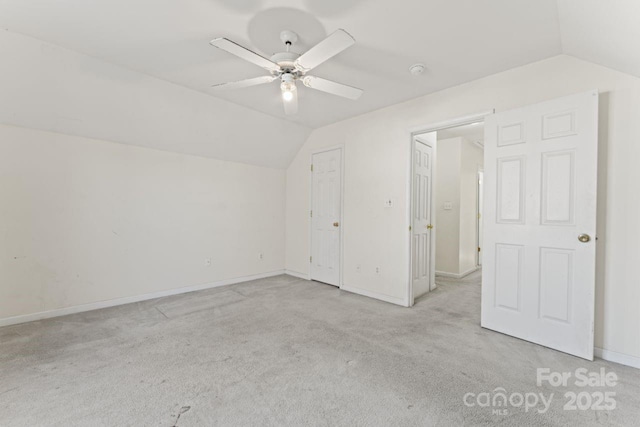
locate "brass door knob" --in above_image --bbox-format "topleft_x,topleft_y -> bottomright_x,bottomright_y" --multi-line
333,222 -> 339,227
578,234 -> 591,243
426,224 -> 434,230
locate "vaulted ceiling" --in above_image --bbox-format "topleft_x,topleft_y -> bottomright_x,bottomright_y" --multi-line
0,0 -> 638,165
557,0 -> 640,80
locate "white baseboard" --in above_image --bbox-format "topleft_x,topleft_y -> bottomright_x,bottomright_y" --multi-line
340,285 -> 408,307
435,271 -> 458,278
595,347 -> 640,369
0,270 -> 285,328
436,267 -> 479,279
284,270 -> 310,280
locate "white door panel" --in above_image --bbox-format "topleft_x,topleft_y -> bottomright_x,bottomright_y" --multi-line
412,138 -> 434,299
311,149 -> 342,286
482,90 -> 598,360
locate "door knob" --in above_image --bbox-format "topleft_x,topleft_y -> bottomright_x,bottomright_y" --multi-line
426,224 -> 434,230
333,222 -> 339,227
578,234 -> 591,243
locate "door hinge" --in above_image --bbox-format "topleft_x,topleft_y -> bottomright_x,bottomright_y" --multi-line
310,164 -> 313,172
309,256 -> 312,263
409,225 -> 412,231
478,247 -> 481,252
310,210 -> 313,217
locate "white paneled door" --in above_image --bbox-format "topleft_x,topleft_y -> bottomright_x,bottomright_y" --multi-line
311,148 -> 342,286
482,90 -> 599,360
412,138 -> 435,300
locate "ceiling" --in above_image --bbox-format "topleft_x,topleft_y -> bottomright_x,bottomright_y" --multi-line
0,0 -> 638,157
438,123 -> 484,145
557,0 -> 640,79
0,0 -> 564,130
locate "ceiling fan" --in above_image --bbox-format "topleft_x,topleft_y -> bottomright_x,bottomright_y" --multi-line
209,29 -> 363,115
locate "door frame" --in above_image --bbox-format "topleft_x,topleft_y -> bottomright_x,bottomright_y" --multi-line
309,145 -> 345,287
407,111 -> 494,306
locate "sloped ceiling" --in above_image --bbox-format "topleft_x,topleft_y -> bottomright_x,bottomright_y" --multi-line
0,0 -> 638,167
0,0 -> 562,130
557,0 -> 640,79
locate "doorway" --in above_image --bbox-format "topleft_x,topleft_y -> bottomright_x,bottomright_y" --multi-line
310,147 -> 343,286
410,116 -> 487,304
409,91 -> 599,360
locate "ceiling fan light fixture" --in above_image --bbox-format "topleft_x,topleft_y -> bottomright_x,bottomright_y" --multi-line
281,73 -> 297,102
282,87 -> 295,102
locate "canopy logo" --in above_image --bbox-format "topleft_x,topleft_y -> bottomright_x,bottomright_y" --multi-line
463,368 -> 618,416
463,389 -> 553,415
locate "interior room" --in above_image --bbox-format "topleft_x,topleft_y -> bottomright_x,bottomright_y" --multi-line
1,1 -> 639,425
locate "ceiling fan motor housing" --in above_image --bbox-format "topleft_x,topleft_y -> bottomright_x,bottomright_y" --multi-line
281,72 -> 295,84
270,52 -> 301,73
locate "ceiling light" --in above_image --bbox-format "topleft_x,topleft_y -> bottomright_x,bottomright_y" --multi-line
282,88 -> 294,102
281,73 -> 296,102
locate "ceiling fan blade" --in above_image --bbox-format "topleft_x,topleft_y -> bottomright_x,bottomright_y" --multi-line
294,29 -> 355,73
211,75 -> 277,90
210,38 -> 281,73
302,75 -> 363,100
283,87 -> 298,115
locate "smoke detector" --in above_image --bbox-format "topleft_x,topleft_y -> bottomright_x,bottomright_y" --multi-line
409,63 -> 426,76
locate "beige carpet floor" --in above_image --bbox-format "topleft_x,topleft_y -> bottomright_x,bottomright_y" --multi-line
1,271 -> 639,426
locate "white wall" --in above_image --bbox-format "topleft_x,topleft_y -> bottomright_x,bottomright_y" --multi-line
0,124 -> 285,320
0,29 -> 294,323
434,137 -> 462,275
0,30 -> 311,169
434,137 -> 483,276
285,55 -> 640,362
459,139 -> 483,274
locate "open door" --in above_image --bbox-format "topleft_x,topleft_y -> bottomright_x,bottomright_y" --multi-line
482,90 -> 598,360
411,135 -> 436,301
